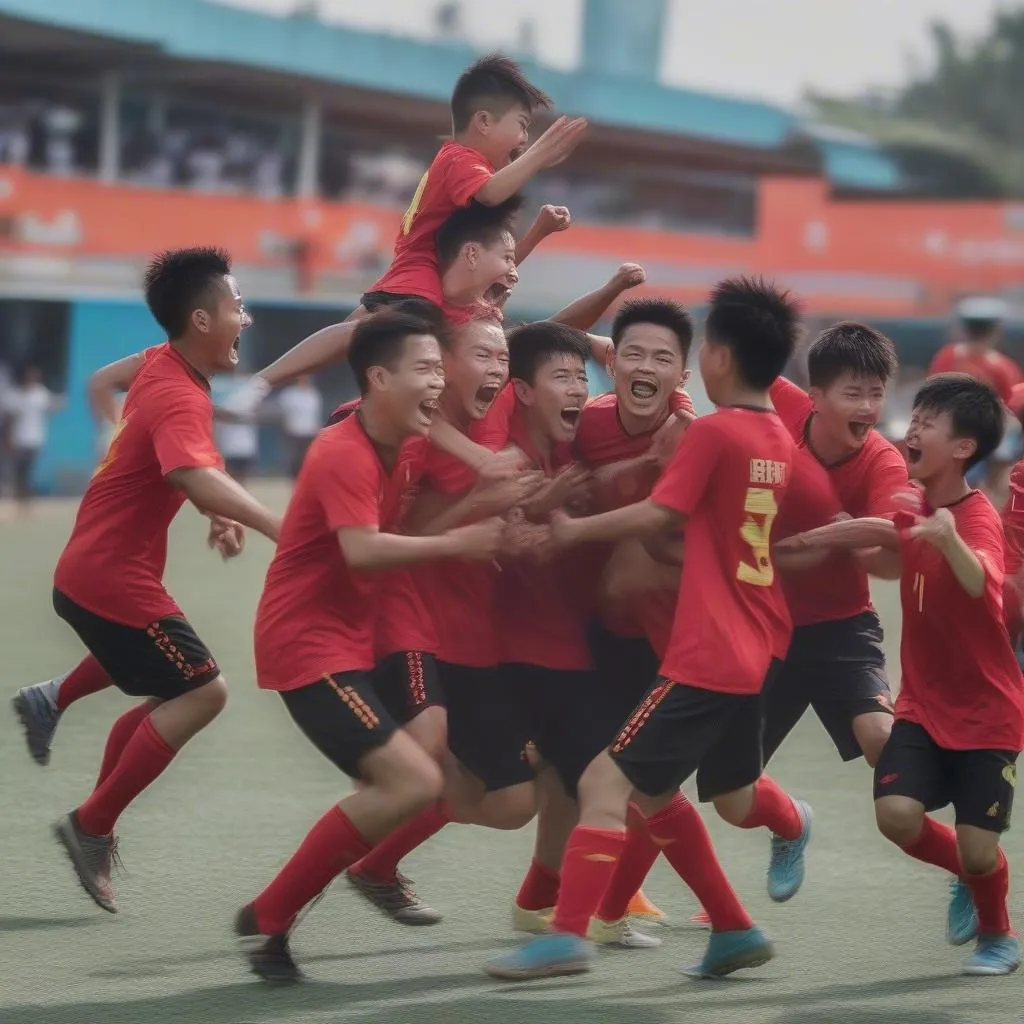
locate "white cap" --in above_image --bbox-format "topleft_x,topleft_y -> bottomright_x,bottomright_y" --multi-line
957,296 -> 1007,322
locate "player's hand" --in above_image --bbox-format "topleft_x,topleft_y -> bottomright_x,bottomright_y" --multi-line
207,516 -> 246,559
219,375 -> 270,421
648,405 -> 695,466
905,506 -> 956,548
611,263 -> 646,292
548,508 -> 583,549
537,204 -> 571,235
470,469 -> 546,518
522,464 -> 593,518
501,511 -> 553,561
531,116 -> 588,168
475,446 -> 528,482
449,517 -> 506,562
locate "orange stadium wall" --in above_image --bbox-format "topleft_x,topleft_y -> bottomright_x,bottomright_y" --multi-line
2,168 -> 1024,316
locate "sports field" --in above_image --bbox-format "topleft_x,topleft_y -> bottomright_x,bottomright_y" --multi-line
1,482 -> 1020,1024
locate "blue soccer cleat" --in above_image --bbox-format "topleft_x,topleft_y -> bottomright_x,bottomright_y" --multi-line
684,927 -> 775,979
946,878 -> 978,946
768,799 -> 812,902
963,933 -> 1021,976
484,932 -> 596,981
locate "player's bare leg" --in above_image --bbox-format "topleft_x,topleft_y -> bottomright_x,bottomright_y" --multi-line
851,711 -> 893,767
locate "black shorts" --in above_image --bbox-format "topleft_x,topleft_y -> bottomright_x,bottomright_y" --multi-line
53,588 -> 220,700
360,291 -> 443,316
874,719 -> 1018,833
587,623 -> 661,693
763,611 -> 892,764
280,672 -> 397,780
373,651 -> 444,725
502,664 -> 633,799
437,661 -> 534,792
610,664 -> 779,801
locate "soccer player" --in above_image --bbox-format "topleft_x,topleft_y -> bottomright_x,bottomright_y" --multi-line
782,374 -> 1023,976
762,323 -> 906,891
360,54 -> 584,315
44,247 -> 282,914
486,277 -> 806,981
236,311 -> 506,983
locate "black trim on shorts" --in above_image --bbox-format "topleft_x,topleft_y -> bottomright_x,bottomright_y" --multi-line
374,651 -> 444,725
280,672 -> 397,780
53,588 -> 220,700
874,719 -> 1018,833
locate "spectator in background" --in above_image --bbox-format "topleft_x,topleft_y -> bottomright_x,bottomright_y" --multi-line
4,366 -> 62,512
276,375 -> 322,478
928,297 -> 1023,499
217,375 -> 261,484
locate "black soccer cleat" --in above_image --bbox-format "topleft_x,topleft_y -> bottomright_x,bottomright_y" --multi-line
235,903 -> 302,984
53,812 -> 118,913
13,681 -> 62,766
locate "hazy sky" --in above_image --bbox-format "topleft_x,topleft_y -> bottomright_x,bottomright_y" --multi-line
215,0 -> 1012,104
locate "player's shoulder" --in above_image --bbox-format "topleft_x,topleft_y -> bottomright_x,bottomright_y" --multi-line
580,391 -> 617,425
863,428 -> 909,468
434,140 -> 486,168
955,488 -> 1001,529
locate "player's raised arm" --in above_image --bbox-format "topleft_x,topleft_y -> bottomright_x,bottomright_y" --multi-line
551,264 -> 646,332
514,204 -> 570,265
87,350 -> 150,424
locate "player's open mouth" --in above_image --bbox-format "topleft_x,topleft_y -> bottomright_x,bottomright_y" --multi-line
560,407 -> 581,428
231,337 -> 240,354
475,384 -> 501,409
417,398 -> 439,426
906,445 -> 922,463
849,421 -> 872,440
630,380 -> 658,400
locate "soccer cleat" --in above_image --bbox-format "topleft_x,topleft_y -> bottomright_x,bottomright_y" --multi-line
963,933 -> 1021,976
588,916 -> 662,948
689,908 -> 711,929
347,868 -> 442,925
53,812 -> 117,913
767,799 -> 813,902
484,932 -> 596,980
626,889 -> 668,924
12,680 -> 62,766
946,878 -> 979,946
512,904 -> 552,935
684,926 -> 775,979
235,903 -> 302,984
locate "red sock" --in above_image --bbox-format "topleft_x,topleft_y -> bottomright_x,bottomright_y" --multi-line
647,793 -> 753,932
516,858 -> 561,911
551,826 -> 626,937
966,850 -> 1012,936
254,805 -> 372,934
76,717 -> 175,836
95,703 -> 152,787
901,816 -> 962,876
56,656 -> 111,712
349,800 -> 451,881
739,775 -> 802,840
596,802 -> 662,922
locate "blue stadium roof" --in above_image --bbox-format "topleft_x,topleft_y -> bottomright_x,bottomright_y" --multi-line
0,0 -> 799,150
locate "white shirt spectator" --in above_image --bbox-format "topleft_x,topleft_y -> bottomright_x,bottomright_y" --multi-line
218,421 -> 259,460
6,381 -> 58,450
278,381 -> 323,439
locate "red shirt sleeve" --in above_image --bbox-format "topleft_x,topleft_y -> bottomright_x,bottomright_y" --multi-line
864,445 -> 911,519
150,385 -> 222,476
928,346 -> 954,376
960,499 -> 1006,615
1004,465 -> 1024,574
651,418 -> 722,517
443,146 -> 494,208
770,378 -> 812,438
315,439 -> 381,532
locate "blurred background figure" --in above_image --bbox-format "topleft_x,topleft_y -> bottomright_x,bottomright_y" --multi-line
3,366 -> 62,512
276,375 -> 323,479
215,375 -> 261,485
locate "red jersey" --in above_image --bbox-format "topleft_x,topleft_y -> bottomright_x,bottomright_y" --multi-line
652,408 -> 794,695
255,416 -> 425,691
495,403 -> 592,671
928,343 -> 1022,405
371,141 -> 494,305
573,390 -> 691,655
894,490 -> 1024,751
1001,460 -> 1024,637
318,398 -> 437,660
54,344 -> 222,627
771,377 -> 909,626
411,390 -> 514,667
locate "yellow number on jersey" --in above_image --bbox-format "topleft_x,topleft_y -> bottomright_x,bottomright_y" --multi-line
92,415 -> 128,478
736,487 -> 778,587
401,171 -> 430,236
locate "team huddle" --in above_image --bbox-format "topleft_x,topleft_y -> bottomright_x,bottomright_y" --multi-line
11,54 -> 1024,988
